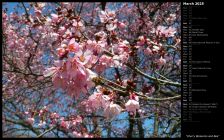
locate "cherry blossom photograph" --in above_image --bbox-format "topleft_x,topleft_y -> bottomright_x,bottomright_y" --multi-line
2,2 -> 181,138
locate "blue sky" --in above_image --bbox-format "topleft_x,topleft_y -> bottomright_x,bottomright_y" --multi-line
3,2 -> 22,14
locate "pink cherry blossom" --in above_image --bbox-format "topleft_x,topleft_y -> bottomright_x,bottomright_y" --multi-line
137,36 -> 146,46
87,89 -> 110,111
117,21 -> 126,28
144,47 -> 153,55
112,53 -> 129,67
167,13 -> 176,23
99,11 -> 108,23
104,102 -> 122,119
56,47 -> 67,58
73,20 -> 84,30
73,131 -> 82,138
67,38 -> 80,53
86,40 -> 104,55
43,67 -> 58,77
106,23 -> 117,31
50,112 -> 60,119
60,120 -> 70,129
99,10 -> 116,23
99,10 -> 117,31
75,115 -> 83,123
39,109 -> 44,116
94,31 -> 107,41
95,55 -> 113,72
51,14 -> 59,23
157,56 -> 166,65
101,95 -> 111,108
115,40 -> 130,53
177,59 -> 181,66
36,3 -> 45,10
71,20 -> 85,37
58,26 -> 66,35
49,56 -> 97,97
125,99 -> 140,114
75,49 -> 92,66
27,117 -> 35,125
34,9 -> 42,17
38,121 -> 46,127
130,93 -> 139,101
2,12 -> 7,20
152,45 -> 160,52
166,26 -> 176,37
156,25 -> 176,37
84,133 -> 90,138
72,131 -> 79,137
88,92 -> 103,110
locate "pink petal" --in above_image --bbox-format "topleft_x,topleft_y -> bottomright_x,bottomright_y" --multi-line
43,67 -> 57,77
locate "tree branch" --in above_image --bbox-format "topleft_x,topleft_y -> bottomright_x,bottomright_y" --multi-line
37,126 -> 57,138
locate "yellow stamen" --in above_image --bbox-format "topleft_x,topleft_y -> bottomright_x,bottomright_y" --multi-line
79,55 -> 85,62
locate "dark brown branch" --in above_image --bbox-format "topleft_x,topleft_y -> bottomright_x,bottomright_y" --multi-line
136,112 -> 144,138
127,114 -> 134,138
101,2 -> 106,11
